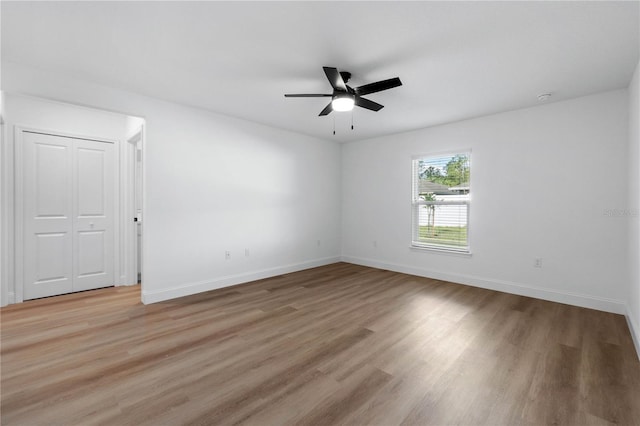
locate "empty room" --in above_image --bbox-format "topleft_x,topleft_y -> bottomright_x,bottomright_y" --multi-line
1,1 -> 639,425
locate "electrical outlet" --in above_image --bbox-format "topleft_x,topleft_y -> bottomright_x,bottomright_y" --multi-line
534,258 -> 542,268
225,251 -> 231,260
373,240 -> 377,248
317,240 -> 321,247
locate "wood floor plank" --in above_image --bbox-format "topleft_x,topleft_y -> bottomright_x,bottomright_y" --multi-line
2,262 -> 639,425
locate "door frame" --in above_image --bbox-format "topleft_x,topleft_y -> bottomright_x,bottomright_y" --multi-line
0,111 -> 6,307
123,127 -> 144,287
13,126 -> 121,303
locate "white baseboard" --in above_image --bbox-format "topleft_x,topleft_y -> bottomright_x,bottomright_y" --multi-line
141,256 -> 341,304
341,255 -> 626,315
626,305 -> 640,361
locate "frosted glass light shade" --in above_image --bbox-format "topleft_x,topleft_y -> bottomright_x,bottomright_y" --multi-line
332,95 -> 355,112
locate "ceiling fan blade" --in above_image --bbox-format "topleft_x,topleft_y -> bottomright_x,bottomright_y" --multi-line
323,67 -> 347,91
284,94 -> 332,97
319,102 -> 333,116
355,77 -> 402,96
355,96 -> 384,112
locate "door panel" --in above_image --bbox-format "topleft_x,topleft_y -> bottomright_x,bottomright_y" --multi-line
35,233 -> 68,281
23,133 -> 73,300
23,131 -> 115,300
77,231 -> 106,276
35,143 -> 69,217
77,147 -> 106,215
73,139 -> 114,291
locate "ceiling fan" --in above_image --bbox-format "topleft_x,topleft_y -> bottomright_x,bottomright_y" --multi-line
285,67 -> 402,116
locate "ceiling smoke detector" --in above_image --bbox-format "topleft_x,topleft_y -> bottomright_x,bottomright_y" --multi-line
537,93 -> 552,102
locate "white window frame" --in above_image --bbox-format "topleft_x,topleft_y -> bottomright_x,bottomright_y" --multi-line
411,151 -> 471,254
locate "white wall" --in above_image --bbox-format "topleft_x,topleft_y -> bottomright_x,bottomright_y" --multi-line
1,62 -> 342,304
3,93 -> 131,139
342,90 -> 629,314
628,59 -> 640,353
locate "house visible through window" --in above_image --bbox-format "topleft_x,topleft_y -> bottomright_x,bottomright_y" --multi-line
412,152 -> 470,252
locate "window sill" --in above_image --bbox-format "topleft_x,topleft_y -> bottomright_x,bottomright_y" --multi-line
410,245 -> 472,257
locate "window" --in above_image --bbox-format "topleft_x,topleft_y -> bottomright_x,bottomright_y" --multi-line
412,152 -> 470,252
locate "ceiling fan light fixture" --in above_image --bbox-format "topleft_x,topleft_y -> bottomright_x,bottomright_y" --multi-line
332,94 -> 355,112
284,67 -> 402,116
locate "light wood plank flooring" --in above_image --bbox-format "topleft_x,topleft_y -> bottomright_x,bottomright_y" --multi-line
2,263 -> 639,425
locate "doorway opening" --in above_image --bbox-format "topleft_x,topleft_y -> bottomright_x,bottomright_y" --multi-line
126,128 -> 144,286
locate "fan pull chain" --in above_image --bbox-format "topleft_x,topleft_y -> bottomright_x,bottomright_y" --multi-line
351,111 -> 354,130
333,115 -> 336,135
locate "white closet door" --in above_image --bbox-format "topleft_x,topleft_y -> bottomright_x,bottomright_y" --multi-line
72,139 -> 115,291
23,132 -> 74,300
23,132 -> 115,300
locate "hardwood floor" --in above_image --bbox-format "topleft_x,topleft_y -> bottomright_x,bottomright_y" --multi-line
2,263 -> 639,425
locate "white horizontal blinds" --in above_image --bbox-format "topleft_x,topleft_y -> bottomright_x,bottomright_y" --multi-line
412,152 -> 470,252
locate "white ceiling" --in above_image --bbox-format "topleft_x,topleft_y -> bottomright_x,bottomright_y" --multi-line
2,1 -> 639,142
